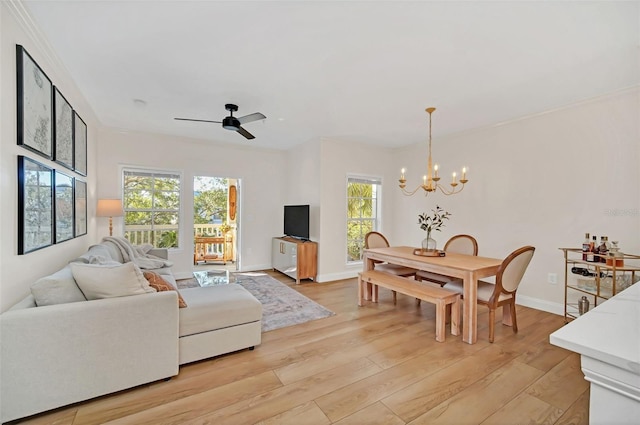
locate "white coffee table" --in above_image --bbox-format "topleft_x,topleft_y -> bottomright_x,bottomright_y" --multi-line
193,270 -> 236,286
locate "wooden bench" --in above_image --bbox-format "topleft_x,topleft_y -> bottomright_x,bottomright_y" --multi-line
358,270 -> 461,342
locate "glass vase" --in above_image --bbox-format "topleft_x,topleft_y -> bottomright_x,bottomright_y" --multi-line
421,233 -> 437,251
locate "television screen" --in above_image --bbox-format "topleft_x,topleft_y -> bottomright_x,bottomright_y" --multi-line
284,205 -> 310,240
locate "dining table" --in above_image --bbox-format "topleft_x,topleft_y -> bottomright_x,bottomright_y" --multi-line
363,246 -> 503,344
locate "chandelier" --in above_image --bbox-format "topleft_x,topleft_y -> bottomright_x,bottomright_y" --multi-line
399,107 -> 468,196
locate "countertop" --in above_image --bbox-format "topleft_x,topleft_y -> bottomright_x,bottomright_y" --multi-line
550,282 -> 640,374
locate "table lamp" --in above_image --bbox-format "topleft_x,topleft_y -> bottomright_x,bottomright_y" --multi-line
96,199 -> 124,236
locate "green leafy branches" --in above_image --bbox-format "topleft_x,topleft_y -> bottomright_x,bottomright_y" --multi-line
418,205 -> 451,234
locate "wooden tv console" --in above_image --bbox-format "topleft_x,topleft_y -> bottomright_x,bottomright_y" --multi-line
271,237 -> 317,284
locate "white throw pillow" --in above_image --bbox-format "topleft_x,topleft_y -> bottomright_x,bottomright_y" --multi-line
30,265 -> 87,306
70,262 -> 156,300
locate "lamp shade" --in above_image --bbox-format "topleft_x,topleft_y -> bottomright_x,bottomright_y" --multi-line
96,199 -> 124,217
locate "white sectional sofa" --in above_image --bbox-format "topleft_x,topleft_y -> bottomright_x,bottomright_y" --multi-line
0,239 -> 262,423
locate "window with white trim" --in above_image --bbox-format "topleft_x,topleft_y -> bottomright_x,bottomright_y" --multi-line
347,176 -> 381,263
122,169 -> 181,248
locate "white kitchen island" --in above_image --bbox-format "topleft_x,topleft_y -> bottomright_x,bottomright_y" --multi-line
550,282 -> 640,424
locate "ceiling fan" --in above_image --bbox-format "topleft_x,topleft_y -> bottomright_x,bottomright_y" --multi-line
175,104 -> 266,140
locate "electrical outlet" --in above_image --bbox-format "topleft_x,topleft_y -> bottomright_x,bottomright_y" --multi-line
547,273 -> 557,285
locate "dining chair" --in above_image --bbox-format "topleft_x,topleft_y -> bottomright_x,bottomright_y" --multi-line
364,231 -> 418,304
443,245 -> 535,343
415,234 -> 478,288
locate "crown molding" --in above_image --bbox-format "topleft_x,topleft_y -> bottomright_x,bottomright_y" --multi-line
483,85 -> 640,131
5,0 -> 100,127
4,0 -> 71,80
395,84 -> 640,154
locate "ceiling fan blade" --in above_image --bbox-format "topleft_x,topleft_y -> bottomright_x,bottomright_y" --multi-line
236,126 -> 255,140
237,112 -> 266,125
174,118 -> 222,123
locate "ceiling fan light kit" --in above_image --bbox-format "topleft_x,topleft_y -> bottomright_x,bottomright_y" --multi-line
399,107 -> 469,197
222,117 -> 240,131
175,103 -> 266,140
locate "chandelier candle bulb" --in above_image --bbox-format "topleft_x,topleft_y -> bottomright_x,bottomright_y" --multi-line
401,168 -> 405,180
462,167 -> 467,180
434,164 -> 439,179
452,172 -> 456,183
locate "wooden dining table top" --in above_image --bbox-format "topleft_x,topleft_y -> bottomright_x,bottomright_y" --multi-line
364,246 -> 502,276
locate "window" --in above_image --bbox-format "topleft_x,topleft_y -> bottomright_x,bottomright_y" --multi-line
347,176 -> 381,262
122,169 -> 181,248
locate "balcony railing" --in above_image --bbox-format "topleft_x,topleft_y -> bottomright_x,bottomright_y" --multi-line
194,224 -> 235,262
193,224 -> 226,238
125,224 -> 179,247
124,224 -> 234,262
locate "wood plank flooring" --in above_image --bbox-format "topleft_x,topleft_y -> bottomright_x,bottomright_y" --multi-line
13,271 -> 589,425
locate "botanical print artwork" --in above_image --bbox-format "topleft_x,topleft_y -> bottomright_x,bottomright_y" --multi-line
54,88 -> 74,170
54,171 -> 74,243
74,113 -> 87,176
74,179 -> 87,236
18,156 -> 53,254
17,46 -> 53,158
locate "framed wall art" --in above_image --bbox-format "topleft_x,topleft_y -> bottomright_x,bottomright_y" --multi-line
18,156 -> 53,254
54,171 -> 74,244
73,112 -> 87,176
53,87 -> 74,170
74,179 -> 87,237
16,45 -> 53,159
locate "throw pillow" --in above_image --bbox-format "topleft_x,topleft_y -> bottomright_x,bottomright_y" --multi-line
70,262 -> 156,300
143,271 -> 188,308
31,265 -> 87,306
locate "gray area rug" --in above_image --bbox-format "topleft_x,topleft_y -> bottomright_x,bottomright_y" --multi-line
177,272 -> 335,332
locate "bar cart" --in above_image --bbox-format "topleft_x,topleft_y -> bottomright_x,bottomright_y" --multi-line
559,248 -> 640,323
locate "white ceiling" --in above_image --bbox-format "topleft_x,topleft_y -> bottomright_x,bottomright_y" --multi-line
22,0 -> 640,151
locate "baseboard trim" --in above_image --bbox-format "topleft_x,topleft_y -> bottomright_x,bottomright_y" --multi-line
181,266 -> 566,316
317,270 -> 360,283
239,264 -> 273,274
319,270 -> 565,317
516,294 -> 564,316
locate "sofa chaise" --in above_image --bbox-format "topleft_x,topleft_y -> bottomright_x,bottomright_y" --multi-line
0,238 -> 262,423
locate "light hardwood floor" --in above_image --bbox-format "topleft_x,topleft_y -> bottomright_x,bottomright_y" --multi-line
15,271 -> 589,425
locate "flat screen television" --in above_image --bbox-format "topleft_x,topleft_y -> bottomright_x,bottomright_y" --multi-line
284,205 -> 310,240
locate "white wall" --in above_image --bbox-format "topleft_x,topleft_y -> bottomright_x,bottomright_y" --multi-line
317,139 -> 399,282
96,128 -> 288,279
392,89 -> 640,314
0,2 -> 98,311
285,139 -> 321,240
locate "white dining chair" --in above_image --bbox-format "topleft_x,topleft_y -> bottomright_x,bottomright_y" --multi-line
443,245 -> 535,342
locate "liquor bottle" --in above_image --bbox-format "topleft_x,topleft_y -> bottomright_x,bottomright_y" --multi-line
599,236 -> 609,263
582,233 -> 590,261
587,236 -> 596,262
